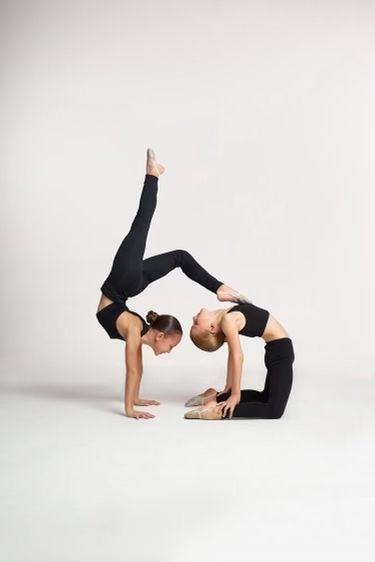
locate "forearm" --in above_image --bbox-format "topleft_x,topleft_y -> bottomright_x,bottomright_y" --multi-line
124,370 -> 142,414
224,354 -> 233,390
226,354 -> 243,395
134,369 -> 143,400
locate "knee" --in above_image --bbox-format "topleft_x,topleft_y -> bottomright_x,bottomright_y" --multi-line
269,405 -> 286,419
174,249 -> 191,264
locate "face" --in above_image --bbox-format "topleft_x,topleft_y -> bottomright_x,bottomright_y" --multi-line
190,308 -> 214,337
152,331 -> 182,356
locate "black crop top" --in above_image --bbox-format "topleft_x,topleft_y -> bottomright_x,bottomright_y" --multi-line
227,302 -> 270,337
96,303 -> 150,341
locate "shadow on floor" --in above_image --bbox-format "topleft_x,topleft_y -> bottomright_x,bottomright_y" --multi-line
0,381 -> 192,414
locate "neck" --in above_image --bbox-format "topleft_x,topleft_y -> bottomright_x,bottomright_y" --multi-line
141,328 -> 153,347
213,308 -> 231,329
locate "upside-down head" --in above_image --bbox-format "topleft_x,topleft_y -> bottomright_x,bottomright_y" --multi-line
189,308 -> 225,352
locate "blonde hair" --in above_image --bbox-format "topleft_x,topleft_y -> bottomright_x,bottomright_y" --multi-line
190,327 -> 225,352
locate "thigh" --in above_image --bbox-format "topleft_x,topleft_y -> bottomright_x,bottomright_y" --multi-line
262,362 -> 293,417
140,250 -> 180,290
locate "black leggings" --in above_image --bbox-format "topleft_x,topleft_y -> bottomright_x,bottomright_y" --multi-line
216,337 -> 295,419
101,174 -> 223,304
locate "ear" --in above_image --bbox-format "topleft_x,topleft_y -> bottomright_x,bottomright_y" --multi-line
209,323 -> 216,334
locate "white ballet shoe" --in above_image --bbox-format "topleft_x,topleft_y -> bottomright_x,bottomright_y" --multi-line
216,284 -> 251,305
229,290 -> 252,304
184,404 -> 223,420
184,388 -> 217,407
146,148 -> 165,176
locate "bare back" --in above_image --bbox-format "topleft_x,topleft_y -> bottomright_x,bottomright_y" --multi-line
97,293 -> 144,340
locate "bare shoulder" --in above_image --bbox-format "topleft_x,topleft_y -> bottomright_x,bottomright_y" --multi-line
220,314 -> 243,356
220,312 -> 239,333
116,311 -> 143,340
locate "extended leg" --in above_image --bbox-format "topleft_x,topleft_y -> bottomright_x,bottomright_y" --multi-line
102,174 -> 159,298
141,249 -> 223,293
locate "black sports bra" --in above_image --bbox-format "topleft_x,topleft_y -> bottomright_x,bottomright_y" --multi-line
96,303 -> 149,341
227,302 -> 270,338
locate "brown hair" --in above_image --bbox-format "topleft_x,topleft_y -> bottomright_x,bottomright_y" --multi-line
146,310 -> 183,335
189,327 -> 225,352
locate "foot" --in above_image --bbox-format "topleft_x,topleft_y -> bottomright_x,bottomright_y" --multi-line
184,401 -> 223,420
184,387 -> 218,407
216,284 -> 251,304
146,148 -> 165,177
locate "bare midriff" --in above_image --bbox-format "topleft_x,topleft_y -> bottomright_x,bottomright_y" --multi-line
261,314 -> 289,342
97,293 -> 113,313
225,309 -> 289,343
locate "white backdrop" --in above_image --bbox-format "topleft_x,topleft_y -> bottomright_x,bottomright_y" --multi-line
1,1 -> 374,561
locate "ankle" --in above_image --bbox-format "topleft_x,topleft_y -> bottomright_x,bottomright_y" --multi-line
147,169 -> 160,178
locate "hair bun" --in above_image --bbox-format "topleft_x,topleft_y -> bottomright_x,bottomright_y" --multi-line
146,310 -> 159,324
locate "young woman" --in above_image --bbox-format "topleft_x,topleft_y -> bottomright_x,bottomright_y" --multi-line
96,148 -> 251,419
185,302 -> 295,420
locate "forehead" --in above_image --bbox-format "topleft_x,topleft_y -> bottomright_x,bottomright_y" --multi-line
169,332 -> 182,343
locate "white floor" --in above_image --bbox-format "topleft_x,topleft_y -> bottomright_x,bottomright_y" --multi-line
1,363 -> 374,562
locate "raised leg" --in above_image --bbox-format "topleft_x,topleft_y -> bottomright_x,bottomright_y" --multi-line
141,249 -> 223,293
102,174 -> 159,298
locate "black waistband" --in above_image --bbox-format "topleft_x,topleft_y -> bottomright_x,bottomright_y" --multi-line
264,337 -> 292,347
101,280 -> 127,306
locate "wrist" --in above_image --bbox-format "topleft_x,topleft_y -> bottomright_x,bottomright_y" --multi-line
125,401 -> 134,414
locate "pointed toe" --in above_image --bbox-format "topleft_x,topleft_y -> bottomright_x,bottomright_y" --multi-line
184,396 -> 202,407
184,408 -> 201,419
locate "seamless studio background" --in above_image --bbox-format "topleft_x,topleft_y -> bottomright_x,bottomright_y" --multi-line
1,1 -> 374,561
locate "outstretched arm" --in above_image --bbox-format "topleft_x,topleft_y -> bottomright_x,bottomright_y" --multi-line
218,315 -> 244,418
133,347 -> 160,407
124,329 -> 155,419
218,351 -> 238,394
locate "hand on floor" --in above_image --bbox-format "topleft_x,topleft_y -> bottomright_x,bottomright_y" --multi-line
125,410 -> 156,419
134,399 -> 160,406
